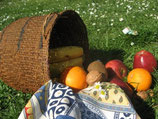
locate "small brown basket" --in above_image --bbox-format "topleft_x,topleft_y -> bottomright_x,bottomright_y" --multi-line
0,10 -> 89,93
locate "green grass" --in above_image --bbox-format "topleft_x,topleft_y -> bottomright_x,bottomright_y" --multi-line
0,0 -> 158,118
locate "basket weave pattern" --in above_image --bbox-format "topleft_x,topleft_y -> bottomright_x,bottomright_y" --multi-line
0,10 -> 89,93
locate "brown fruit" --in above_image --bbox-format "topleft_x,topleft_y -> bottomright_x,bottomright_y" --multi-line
147,89 -> 154,97
86,70 -> 107,86
87,60 -> 108,78
137,91 -> 148,100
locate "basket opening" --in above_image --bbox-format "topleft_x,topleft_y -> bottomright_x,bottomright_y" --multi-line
49,11 -> 86,49
48,11 -> 89,79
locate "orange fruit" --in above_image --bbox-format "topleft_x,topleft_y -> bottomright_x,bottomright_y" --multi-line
60,66 -> 87,92
127,68 -> 152,91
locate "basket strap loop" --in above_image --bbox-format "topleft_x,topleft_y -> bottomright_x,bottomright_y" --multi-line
42,13 -> 52,37
44,14 -> 55,32
40,13 -> 58,49
39,13 -> 53,49
17,17 -> 32,51
43,13 -> 58,39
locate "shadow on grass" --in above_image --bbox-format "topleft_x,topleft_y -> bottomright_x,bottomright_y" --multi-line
88,48 -> 126,64
131,94 -> 155,119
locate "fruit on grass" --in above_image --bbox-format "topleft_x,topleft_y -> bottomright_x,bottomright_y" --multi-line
127,68 -> 152,91
87,60 -> 108,78
86,70 -> 107,86
137,91 -> 148,100
136,89 -> 154,101
49,46 -> 83,63
133,50 -> 157,72
147,89 -> 154,97
60,66 -> 87,92
110,76 -> 133,98
105,59 -> 128,79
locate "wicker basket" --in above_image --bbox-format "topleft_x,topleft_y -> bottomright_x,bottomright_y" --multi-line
0,10 -> 89,93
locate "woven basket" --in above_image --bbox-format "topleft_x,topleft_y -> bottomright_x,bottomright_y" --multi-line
0,10 -> 89,93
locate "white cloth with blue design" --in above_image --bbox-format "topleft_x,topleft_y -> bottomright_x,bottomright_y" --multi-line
18,80 -> 140,119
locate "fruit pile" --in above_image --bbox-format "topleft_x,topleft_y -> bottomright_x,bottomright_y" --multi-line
49,46 -> 84,77
49,47 -> 157,100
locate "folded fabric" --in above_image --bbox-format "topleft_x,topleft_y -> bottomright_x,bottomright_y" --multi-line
56,115 -> 75,119
18,80 -> 140,119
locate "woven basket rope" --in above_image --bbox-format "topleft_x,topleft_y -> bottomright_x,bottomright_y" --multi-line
0,10 -> 89,93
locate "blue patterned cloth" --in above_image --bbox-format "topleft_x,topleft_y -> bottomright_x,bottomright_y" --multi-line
56,115 -> 75,119
18,80 -> 140,119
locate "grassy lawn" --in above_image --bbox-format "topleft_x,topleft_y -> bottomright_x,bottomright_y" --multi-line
0,0 -> 158,118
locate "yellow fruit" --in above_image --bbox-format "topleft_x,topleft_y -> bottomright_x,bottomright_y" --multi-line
49,57 -> 83,77
127,68 -> 152,91
49,46 -> 83,63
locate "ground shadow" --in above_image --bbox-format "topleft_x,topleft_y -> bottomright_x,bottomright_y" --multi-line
131,93 -> 155,119
88,48 -> 126,65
